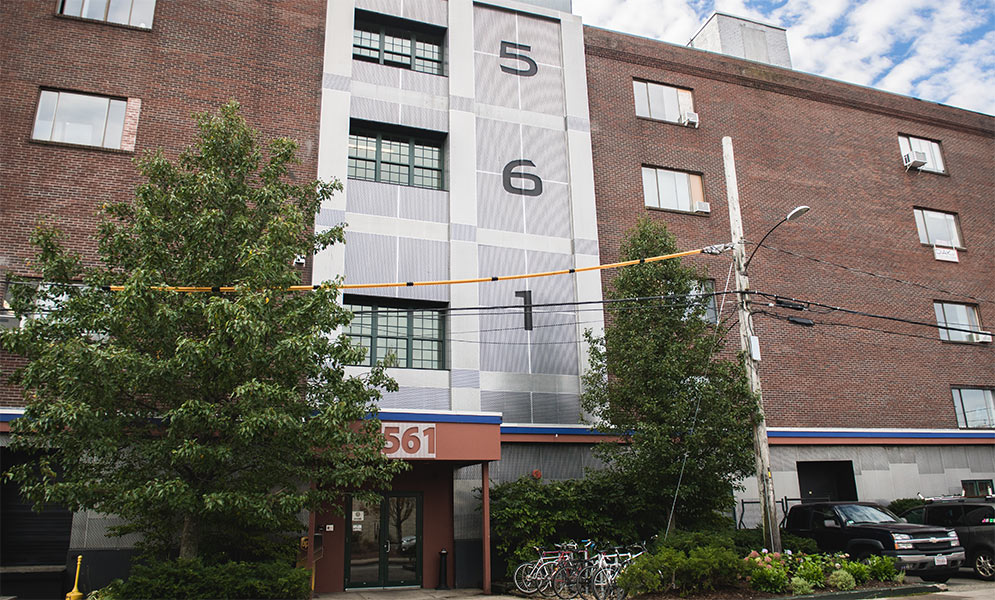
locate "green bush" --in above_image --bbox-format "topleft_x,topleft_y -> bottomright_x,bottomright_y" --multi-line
827,569 -> 856,591
618,544 -> 743,596
746,560 -> 790,593
789,576 -> 814,596
656,530 -> 735,554
842,559 -> 870,585
887,498 -> 925,516
864,555 -> 899,582
794,556 -> 826,588
100,558 -> 310,600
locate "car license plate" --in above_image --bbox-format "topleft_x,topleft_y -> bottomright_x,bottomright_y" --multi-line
934,556 -> 947,566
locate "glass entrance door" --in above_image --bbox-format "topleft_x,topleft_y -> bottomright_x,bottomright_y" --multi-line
346,493 -> 422,588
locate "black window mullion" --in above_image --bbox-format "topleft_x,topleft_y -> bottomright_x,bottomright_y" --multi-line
407,138 -> 415,187
370,306 -> 379,366
438,309 -> 445,369
405,310 -> 414,369
374,133 -> 383,183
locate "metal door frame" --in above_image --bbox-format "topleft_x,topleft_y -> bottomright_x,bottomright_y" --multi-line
345,492 -> 423,588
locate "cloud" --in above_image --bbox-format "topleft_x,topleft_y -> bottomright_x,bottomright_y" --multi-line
572,0 -> 995,115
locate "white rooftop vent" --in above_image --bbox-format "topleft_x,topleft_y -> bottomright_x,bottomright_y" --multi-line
680,111 -> 700,128
903,151 -> 928,170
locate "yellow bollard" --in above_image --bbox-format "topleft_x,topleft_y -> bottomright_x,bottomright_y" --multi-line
66,554 -> 83,600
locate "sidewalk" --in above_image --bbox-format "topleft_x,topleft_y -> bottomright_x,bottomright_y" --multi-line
315,589 -> 516,600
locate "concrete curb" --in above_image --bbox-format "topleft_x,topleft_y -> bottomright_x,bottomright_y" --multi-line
781,583 -> 945,600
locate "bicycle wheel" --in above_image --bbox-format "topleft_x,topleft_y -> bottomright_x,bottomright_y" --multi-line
591,568 -> 611,600
574,564 -> 596,600
514,561 -> 539,594
536,562 -> 558,598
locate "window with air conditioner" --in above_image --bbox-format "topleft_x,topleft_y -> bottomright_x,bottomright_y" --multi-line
951,388 -> 995,429
343,297 -> 447,370
353,11 -> 444,76
934,302 -> 987,343
898,135 -> 945,173
633,80 -> 695,125
59,0 -> 155,29
913,208 -> 962,248
642,166 -> 706,214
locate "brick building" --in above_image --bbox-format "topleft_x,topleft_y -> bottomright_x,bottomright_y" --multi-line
583,18 -> 995,522
1,1 -> 993,596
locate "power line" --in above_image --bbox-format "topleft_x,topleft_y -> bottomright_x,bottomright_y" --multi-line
755,310 -> 957,343
758,243 -> 994,305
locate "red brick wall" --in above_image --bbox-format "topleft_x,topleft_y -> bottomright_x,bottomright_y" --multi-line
584,27 -> 995,430
0,1 -> 326,406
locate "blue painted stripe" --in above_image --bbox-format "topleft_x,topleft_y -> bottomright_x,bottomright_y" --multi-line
376,411 -> 502,425
500,425 -> 609,436
0,413 -> 23,423
769,430 -> 995,440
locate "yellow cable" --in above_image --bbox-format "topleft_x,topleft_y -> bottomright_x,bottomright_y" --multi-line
105,245 -> 727,293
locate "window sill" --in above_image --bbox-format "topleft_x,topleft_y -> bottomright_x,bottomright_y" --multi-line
906,167 -> 949,177
920,243 -> 966,252
635,115 -> 696,128
940,339 -> 990,346
352,55 -> 446,78
645,206 -> 710,217
55,13 -> 153,32
28,139 -> 134,154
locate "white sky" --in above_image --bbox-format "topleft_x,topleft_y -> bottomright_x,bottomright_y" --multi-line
573,0 -> 995,116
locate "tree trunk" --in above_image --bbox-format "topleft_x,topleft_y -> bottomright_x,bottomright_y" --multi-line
179,514 -> 198,559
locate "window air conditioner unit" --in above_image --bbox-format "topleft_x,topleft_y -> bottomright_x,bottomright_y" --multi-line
903,151 -> 928,170
294,255 -> 307,266
972,331 -> 993,344
680,111 -> 700,128
694,201 -> 711,214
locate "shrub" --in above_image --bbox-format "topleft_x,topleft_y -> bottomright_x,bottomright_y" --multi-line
842,559 -> 870,585
827,569 -> 856,591
794,556 -> 826,588
789,576 -> 814,596
747,560 -> 790,593
618,544 -> 744,596
866,555 -> 899,581
617,549 -> 671,595
887,498 -> 925,516
101,558 -> 310,600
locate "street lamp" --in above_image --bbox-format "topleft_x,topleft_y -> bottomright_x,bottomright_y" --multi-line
743,206 -> 810,273
722,137 -> 810,553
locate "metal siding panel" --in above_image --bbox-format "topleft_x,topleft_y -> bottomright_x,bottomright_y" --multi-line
451,369 -> 481,388
397,186 -> 449,223
397,238 -> 449,302
481,390 -> 532,423
402,0 -> 447,26
356,0 -> 403,16
491,443 -> 542,482
347,179 -> 398,218
520,65 -> 565,116
345,232 -> 398,296
473,5 -> 516,54
522,125 -> 568,183
399,104 -> 449,131
477,172 -> 525,233
517,14 -> 562,67
523,181 -> 570,238
478,246 -> 530,373
351,96 -> 400,126
476,118 -> 521,174
351,60 -> 401,88
474,52 -> 519,110
379,386 -> 450,410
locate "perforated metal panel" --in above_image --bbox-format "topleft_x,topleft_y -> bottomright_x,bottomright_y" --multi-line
397,186 -> 449,223
397,238 -> 449,302
523,183 -> 570,238
379,386 -> 450,410
522,125 -> 568,183
345,231 -> 398,295
402,0 -> 447,27
351,96 -> 400,125
478,246 -> 530,373
481,390 -> 532,422
348,179 -> 399,218
352,60 -> 402,88
477,173 -> 524,233
69,511 -> 140,549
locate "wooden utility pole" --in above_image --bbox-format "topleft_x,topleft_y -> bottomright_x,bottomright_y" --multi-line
722,136 -> 782,553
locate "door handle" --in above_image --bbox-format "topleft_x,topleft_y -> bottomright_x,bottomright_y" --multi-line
385,540 -> 391,553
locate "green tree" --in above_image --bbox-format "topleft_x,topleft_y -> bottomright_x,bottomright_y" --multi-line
2,102 -> 404,561
581,218 -> 757,534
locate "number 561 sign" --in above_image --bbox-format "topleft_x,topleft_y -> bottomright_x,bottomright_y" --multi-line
382,423 -> 437,459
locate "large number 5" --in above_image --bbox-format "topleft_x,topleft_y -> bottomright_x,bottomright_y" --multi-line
499,41 -> 538,77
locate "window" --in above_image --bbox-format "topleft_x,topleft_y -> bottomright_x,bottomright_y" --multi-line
964,504 -> 995,525
59,0 -> 155,28
343,298 -> 446,370
642,167 -> 705,213
962,479 -> 994,497
353,12 -> 444,75
633,80 -> 694,123
348,126 -> 444,190
32,90 -> 134,150
934,302 -> 983,342
898,135 -> 945,173
913,208 -> 962,248
903,506 -> 925,524
952,388 -> 995,428
688,280 -> 718,324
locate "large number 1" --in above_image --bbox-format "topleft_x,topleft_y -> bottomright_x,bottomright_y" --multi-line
499,41 -> 538,77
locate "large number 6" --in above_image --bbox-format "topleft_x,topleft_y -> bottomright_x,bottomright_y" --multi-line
503,160 -> 543,197
499,41 -> 538,77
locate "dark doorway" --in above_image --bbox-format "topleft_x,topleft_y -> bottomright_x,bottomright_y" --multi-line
797,460 -> 857,501
345,493 -> 422,588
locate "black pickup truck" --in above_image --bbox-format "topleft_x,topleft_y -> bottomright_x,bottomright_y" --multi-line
785,501 -> 965,582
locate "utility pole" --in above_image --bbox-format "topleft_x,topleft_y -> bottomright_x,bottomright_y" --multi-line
722,136 -> 782,553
